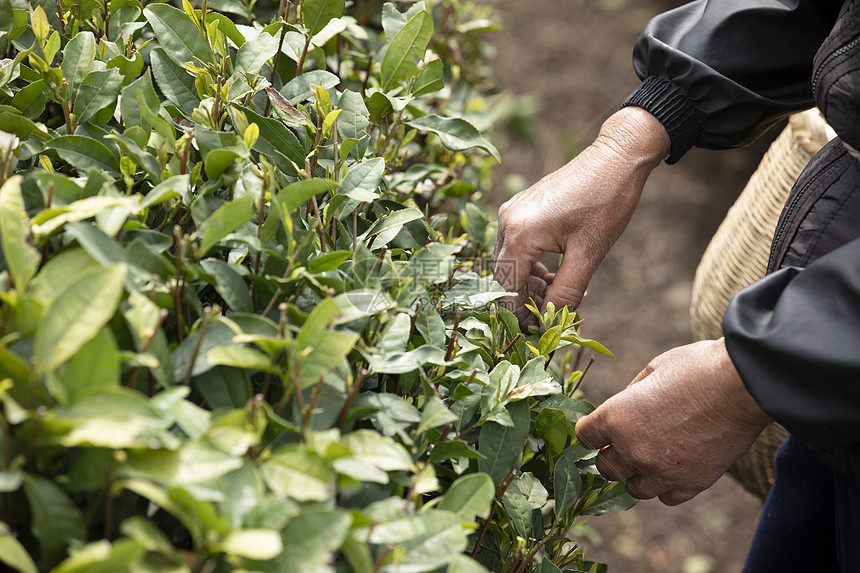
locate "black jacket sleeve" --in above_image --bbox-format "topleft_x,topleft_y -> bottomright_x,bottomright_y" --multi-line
723,237 -> 860,447
623,0 -> 842,163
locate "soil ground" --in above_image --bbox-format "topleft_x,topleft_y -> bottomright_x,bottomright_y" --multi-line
484,1 -> 781,571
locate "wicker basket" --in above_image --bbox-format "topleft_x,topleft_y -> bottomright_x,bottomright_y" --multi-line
690,109 -> 835,501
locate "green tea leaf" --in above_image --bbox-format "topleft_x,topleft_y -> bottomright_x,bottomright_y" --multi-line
535,407 -> 570,460
478,400 -> 529,484
341,156 -> 383,202
262,446 -> 335,501
581,480 -> 637,516
341,429 -> 415,472
302,0 -> 345,36
554,445 -> 586,516
307,250 -> 351,273
447,555 -> 491,573
124,441 -> 243,485
57,327 -> 120,405
380,9 -> 433,91
144,4 -> 215,67
295,298 -> 358,389
35,263 -> 127,373
368,510 -> 468,571
23,475 -> 86,567
10,79 -> 47,119
416,300 -> 446,348
44,135 -> 120,174
150,47 -> 200,116
233,31 -> 280,77
73,69 -> 123,126
199,259 -> 252,313
61,32 -> 96,96
231,104 -> 303,176
206,345 -> 278,374
30,5 -> 49,42
413,58 -> 444,96
0,521 -> 38,573
280,70 -> 339,104
438,473 -> 494,521
0,176 -> 40,290
277,178 -> 338,217
500,487 -> 532,538
406,115 -> 500,161
337,89 -> 370,144
0,111 -> 50,140
216,529 -> 283,560
196,194 -> 253,257
416,396 -> 457,434
508,472 -> 548,510
277,509 -> 351,571
561,331 -> 614,357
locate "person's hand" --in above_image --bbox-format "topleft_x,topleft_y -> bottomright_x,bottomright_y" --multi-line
493,106 -> 670,323
575,339 -> 772,506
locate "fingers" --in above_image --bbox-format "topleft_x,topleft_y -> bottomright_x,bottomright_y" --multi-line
658,489 -> 700,506
542,244 -> 590,311
574,410 -> 610,451
624,474 -> 663,500
594,445 -> 633,482
628,363 -> 655,387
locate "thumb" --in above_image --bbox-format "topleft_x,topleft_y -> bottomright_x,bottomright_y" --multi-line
575,409 -> 610,451
542,246 -> 592,311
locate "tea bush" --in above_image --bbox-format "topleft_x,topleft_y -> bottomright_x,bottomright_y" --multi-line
0,0 -> 633,571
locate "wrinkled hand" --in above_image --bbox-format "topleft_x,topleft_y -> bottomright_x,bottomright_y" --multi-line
575,339 -> 772,506
493,107 -> 669,323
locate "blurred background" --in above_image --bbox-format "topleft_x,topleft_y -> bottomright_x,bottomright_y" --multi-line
483,0 -> 779,571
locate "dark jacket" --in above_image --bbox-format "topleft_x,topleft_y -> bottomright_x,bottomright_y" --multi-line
623,0 -> 860,472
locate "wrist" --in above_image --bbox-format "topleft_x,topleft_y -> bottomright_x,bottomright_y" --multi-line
593,107 -> 671,172
714,338 -> 773,429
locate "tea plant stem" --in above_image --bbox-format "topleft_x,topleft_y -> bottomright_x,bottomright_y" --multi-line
200,0 -> 209,41
1,415 -> 12,525
568,356 -> 594,397
310,195 -> 327,252
499,541 -> 517,573
299,375 -> 325,441
179,135 -> 192,175
62,92 -> 72,135
104,465 -> 115,540
572,345 -> 585,371
371,546 -> 392,573
499,333 -> 522,357
513,537 -> 549,573
295,33 -> 311,76
445,309 -> 461,361
125,309 -> 169,389
337,366 -> 369,429
252,190 -> 266,303
352,205 -> 358,251
264,5 -> 290,116
471,469 -> 517,558
172,227 -> 186,342
55,0 -> 64,36
378,99 -> 409,157
555,542 -> 581,568
182,307 -> 214,386
293,374 -> 305,438
102,0 -> 110,40
361,52 -> 373,95
261,264 -> 294,317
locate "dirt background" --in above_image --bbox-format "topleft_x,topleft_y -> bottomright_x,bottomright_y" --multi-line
483,1 -> 781,571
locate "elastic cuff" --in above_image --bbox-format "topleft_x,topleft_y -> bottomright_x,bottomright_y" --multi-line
622,76 -> 701,164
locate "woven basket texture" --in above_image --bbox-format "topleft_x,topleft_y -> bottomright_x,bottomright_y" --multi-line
690,109 -> 835,501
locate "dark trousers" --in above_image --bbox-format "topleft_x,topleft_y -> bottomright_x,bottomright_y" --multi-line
743,436 -> 860,572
